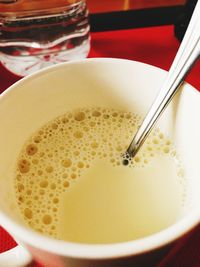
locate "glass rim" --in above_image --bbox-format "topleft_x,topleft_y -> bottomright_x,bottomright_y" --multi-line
0,0 -> 85,19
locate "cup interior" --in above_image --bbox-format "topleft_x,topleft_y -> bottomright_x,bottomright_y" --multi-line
0,58 -> 200,256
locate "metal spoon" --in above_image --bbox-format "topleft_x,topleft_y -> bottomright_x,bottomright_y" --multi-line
122,0 -> 200,165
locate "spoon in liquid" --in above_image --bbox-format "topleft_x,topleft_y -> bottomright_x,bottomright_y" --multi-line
122,0 -> 200,165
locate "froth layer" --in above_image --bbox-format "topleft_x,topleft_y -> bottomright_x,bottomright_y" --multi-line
14,107 -> 186,239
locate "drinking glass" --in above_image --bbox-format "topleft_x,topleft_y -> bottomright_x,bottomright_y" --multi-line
0,0 -> 90,76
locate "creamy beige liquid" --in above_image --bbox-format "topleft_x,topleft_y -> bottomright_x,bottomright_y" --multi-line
15,108 -> 186,244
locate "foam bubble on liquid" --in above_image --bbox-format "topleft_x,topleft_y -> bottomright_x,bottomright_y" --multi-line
14,107 -> 186,238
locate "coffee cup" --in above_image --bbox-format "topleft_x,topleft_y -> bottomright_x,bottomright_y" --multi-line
0,58 -> 200,267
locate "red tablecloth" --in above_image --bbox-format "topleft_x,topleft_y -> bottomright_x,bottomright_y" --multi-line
0,25 -> 200,267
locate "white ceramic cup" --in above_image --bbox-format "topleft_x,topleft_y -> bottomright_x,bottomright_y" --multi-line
0,58 -> 200,267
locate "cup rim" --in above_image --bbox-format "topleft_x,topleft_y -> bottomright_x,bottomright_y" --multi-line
0,58 -> 200,259
0,208 -> 200,259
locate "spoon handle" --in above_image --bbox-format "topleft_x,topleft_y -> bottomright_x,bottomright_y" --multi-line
126,0 -> 200,158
